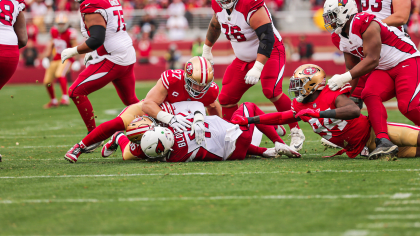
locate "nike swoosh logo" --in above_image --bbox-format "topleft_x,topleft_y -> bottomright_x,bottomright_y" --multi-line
85,3 -> 90,6
402,65 -> 409,68
294,143 -> 302,149
365,18 -> 369,23
410,82 -> 420,103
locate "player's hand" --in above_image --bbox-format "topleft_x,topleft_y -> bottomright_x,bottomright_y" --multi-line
327,71 -> 352,91
42,57 -> 50,69
190,122 -> 206,145
169,115 -> 192,132
84,52 -> 93,66
245,61 -> 264,85
230,115 -> 248,126
61,46 -> 79,64
71,61 -> 81,71
202,44 -> 214,65
295,108 -> 320,119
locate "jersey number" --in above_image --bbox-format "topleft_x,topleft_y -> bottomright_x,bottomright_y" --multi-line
113,10 -> 126,32
0,0 -> 15,26
308,116 -> 348,140
221,24 -> 246,42
361,0 -> 383,13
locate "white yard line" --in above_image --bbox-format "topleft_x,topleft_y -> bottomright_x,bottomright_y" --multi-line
342,230 -> 369,236
367,215 -> 420,220
0,135 -> 84,139
357,222 -> 420,229
375,207 -> 420,212
4,145 -> 71,149
384,200 -> 420,205
0,194 -> 410,205
400,188 -> 420,191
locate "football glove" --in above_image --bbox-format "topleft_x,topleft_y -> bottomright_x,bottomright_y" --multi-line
61,46 -> 79,64
190,111 -> 206,145
42,57 -> 50,69
295,108 -> 320,119
245,61 -> 264,85
169,115 -> 192,132
327,71 -> 352,91
230,115 -> 248,126
84,52 -> 93,66
71,61 -> 81,71
202,44 -> 214,65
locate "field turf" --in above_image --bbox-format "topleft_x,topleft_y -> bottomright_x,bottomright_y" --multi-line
1,80 -> 420,236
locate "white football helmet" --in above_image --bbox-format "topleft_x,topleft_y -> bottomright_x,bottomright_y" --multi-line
141,127 -> 174,159
323,0 -> 358,34
215,0 -> 238,9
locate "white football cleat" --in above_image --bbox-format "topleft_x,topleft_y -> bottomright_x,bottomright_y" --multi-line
84,140 -> 104,153
275,142 -> 301,158
276,125 -> 286,137
262,147 -> 277,158
102,132 -> 123,158
289,127 -> 305,152
320,138 -> 341,149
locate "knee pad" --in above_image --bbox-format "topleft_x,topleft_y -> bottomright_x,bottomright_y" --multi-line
219,92 -> 239,106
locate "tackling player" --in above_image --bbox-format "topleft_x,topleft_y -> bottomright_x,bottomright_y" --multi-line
61,0 -> 140,135
322,0 -> 420,157
202,0 -> 305,151
64,57 -> 222,163
231,64 -> 420,159
41,14 -> 78,108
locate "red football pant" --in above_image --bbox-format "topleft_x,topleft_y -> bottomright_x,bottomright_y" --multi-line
351,73 -> 369,99
0,45 -> 19,90
229,102 -> 284,160
362,57 -> 420,139
69,59 -> 139,132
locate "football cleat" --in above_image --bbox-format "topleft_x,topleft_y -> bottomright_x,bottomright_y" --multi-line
368,138 -> 398,160
262,147 -> 277,158
0,153 -> 2,162
276,125 -> 286,137
59,98 -> 70,106
275,142 -> 301,158
289,127 -> 305,152
84,140 -> 104,153
320,138 -> 341,149
102,132 -> 123,158
43,101 -> 58,109
64,143 -> 85,163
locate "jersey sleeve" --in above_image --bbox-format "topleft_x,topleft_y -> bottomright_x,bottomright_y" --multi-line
160,69 -> 183,91
16,0 -> 26,12
211,0 -> 223,13
207,82 -> 219,103
79,0 -> 109,22
159,101 -> 175,115
331,33 -> 341,50
352,13 -> 376,37
245,0 -> 265,24
160,70 -> 171,90
328,83 -> 352,107
50,27 -> 58,38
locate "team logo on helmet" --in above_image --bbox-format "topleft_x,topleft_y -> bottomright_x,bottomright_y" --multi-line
338,0 -> 348,6
155,139 -> 165,154
186,62 -> 193,76
302,67 -> 318,75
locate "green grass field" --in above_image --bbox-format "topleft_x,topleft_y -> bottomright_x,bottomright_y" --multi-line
1,80 -> 420,236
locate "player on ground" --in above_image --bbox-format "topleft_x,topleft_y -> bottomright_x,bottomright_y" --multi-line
41,14 -> 78,108
61,0 -> 139,138
103,101 -> 298,162
322,0 -> 420,157
202,0 -> 305,151
64,57 -> 223,162
232,64 -> 420,159
0,0 -> 27,90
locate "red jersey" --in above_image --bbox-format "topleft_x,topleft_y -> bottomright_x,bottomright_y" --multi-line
292,85 -> 371,158
51,27 -> 77,61
160,69 -> 219,107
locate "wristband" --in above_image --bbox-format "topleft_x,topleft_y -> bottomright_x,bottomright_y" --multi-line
247,116 -> 260,124
319,110 -> 336,118
156,111 -> 174,124
203,44 -> 212,53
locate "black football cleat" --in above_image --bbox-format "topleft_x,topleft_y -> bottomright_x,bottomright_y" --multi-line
368,138 -> 398,160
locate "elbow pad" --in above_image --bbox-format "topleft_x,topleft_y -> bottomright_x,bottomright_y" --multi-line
85,25 -> 106,50
255,23 -> 275,58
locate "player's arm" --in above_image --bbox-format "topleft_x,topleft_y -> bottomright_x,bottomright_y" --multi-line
295,95 -> 361,120
231,110 -> 300,126
206,100 -> 222,117
61,13 -> 106,63
142,79 -> 169,118
202,14 -> 221,64
344,52 -> 361,94
42,39 -> 54,58
245,7 -> 275,85
13,12 -> 27,49
381,0 -> 411,27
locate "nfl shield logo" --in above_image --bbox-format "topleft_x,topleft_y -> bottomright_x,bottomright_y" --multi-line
186,62 -> 193,76
313,103 -> 317,108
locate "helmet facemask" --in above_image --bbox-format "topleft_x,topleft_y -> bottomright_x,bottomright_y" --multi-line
215,0 -> 238,9
323,10 -> 344,34
184,74 -> 212,99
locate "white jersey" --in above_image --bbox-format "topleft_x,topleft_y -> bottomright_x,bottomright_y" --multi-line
332,13 -> 420,70
0,0 -> 25,45
358,0 -> 404,32
80,0 -> 135,66
212,0 -> 282,62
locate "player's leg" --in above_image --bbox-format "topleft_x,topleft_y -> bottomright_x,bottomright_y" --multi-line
43,60 -> 60,108
0,45 -> 19,90
350,73 -> 369,108
219,58 -> 253,121
111,64 -> 140,106
393,57 -> 420,126
55,60 -> 71,106
69,59 -> 119,132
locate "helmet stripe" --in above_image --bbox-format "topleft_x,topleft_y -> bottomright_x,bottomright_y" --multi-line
199,56 -> 207,84
126,126 -> 151,136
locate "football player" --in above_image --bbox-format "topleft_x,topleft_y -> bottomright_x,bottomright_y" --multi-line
202,0 -> 305,151
231,64 -> 420,159
41,14 -> 78,108
64,57 -> 222,163
61,0 -> 140,136
323,0 -> 420,157
102,101 -> 297,162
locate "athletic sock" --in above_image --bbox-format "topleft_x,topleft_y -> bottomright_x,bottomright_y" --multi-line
363,95 -> 390,140
117,135 -> 130,160
72,95 -> 96,132
272,94 -> 299,129
222,105 -> 238,121
247,144 -> 266,156
58,76 -> 68,96
46,83 -> 56,100
81,117 -> 125,147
